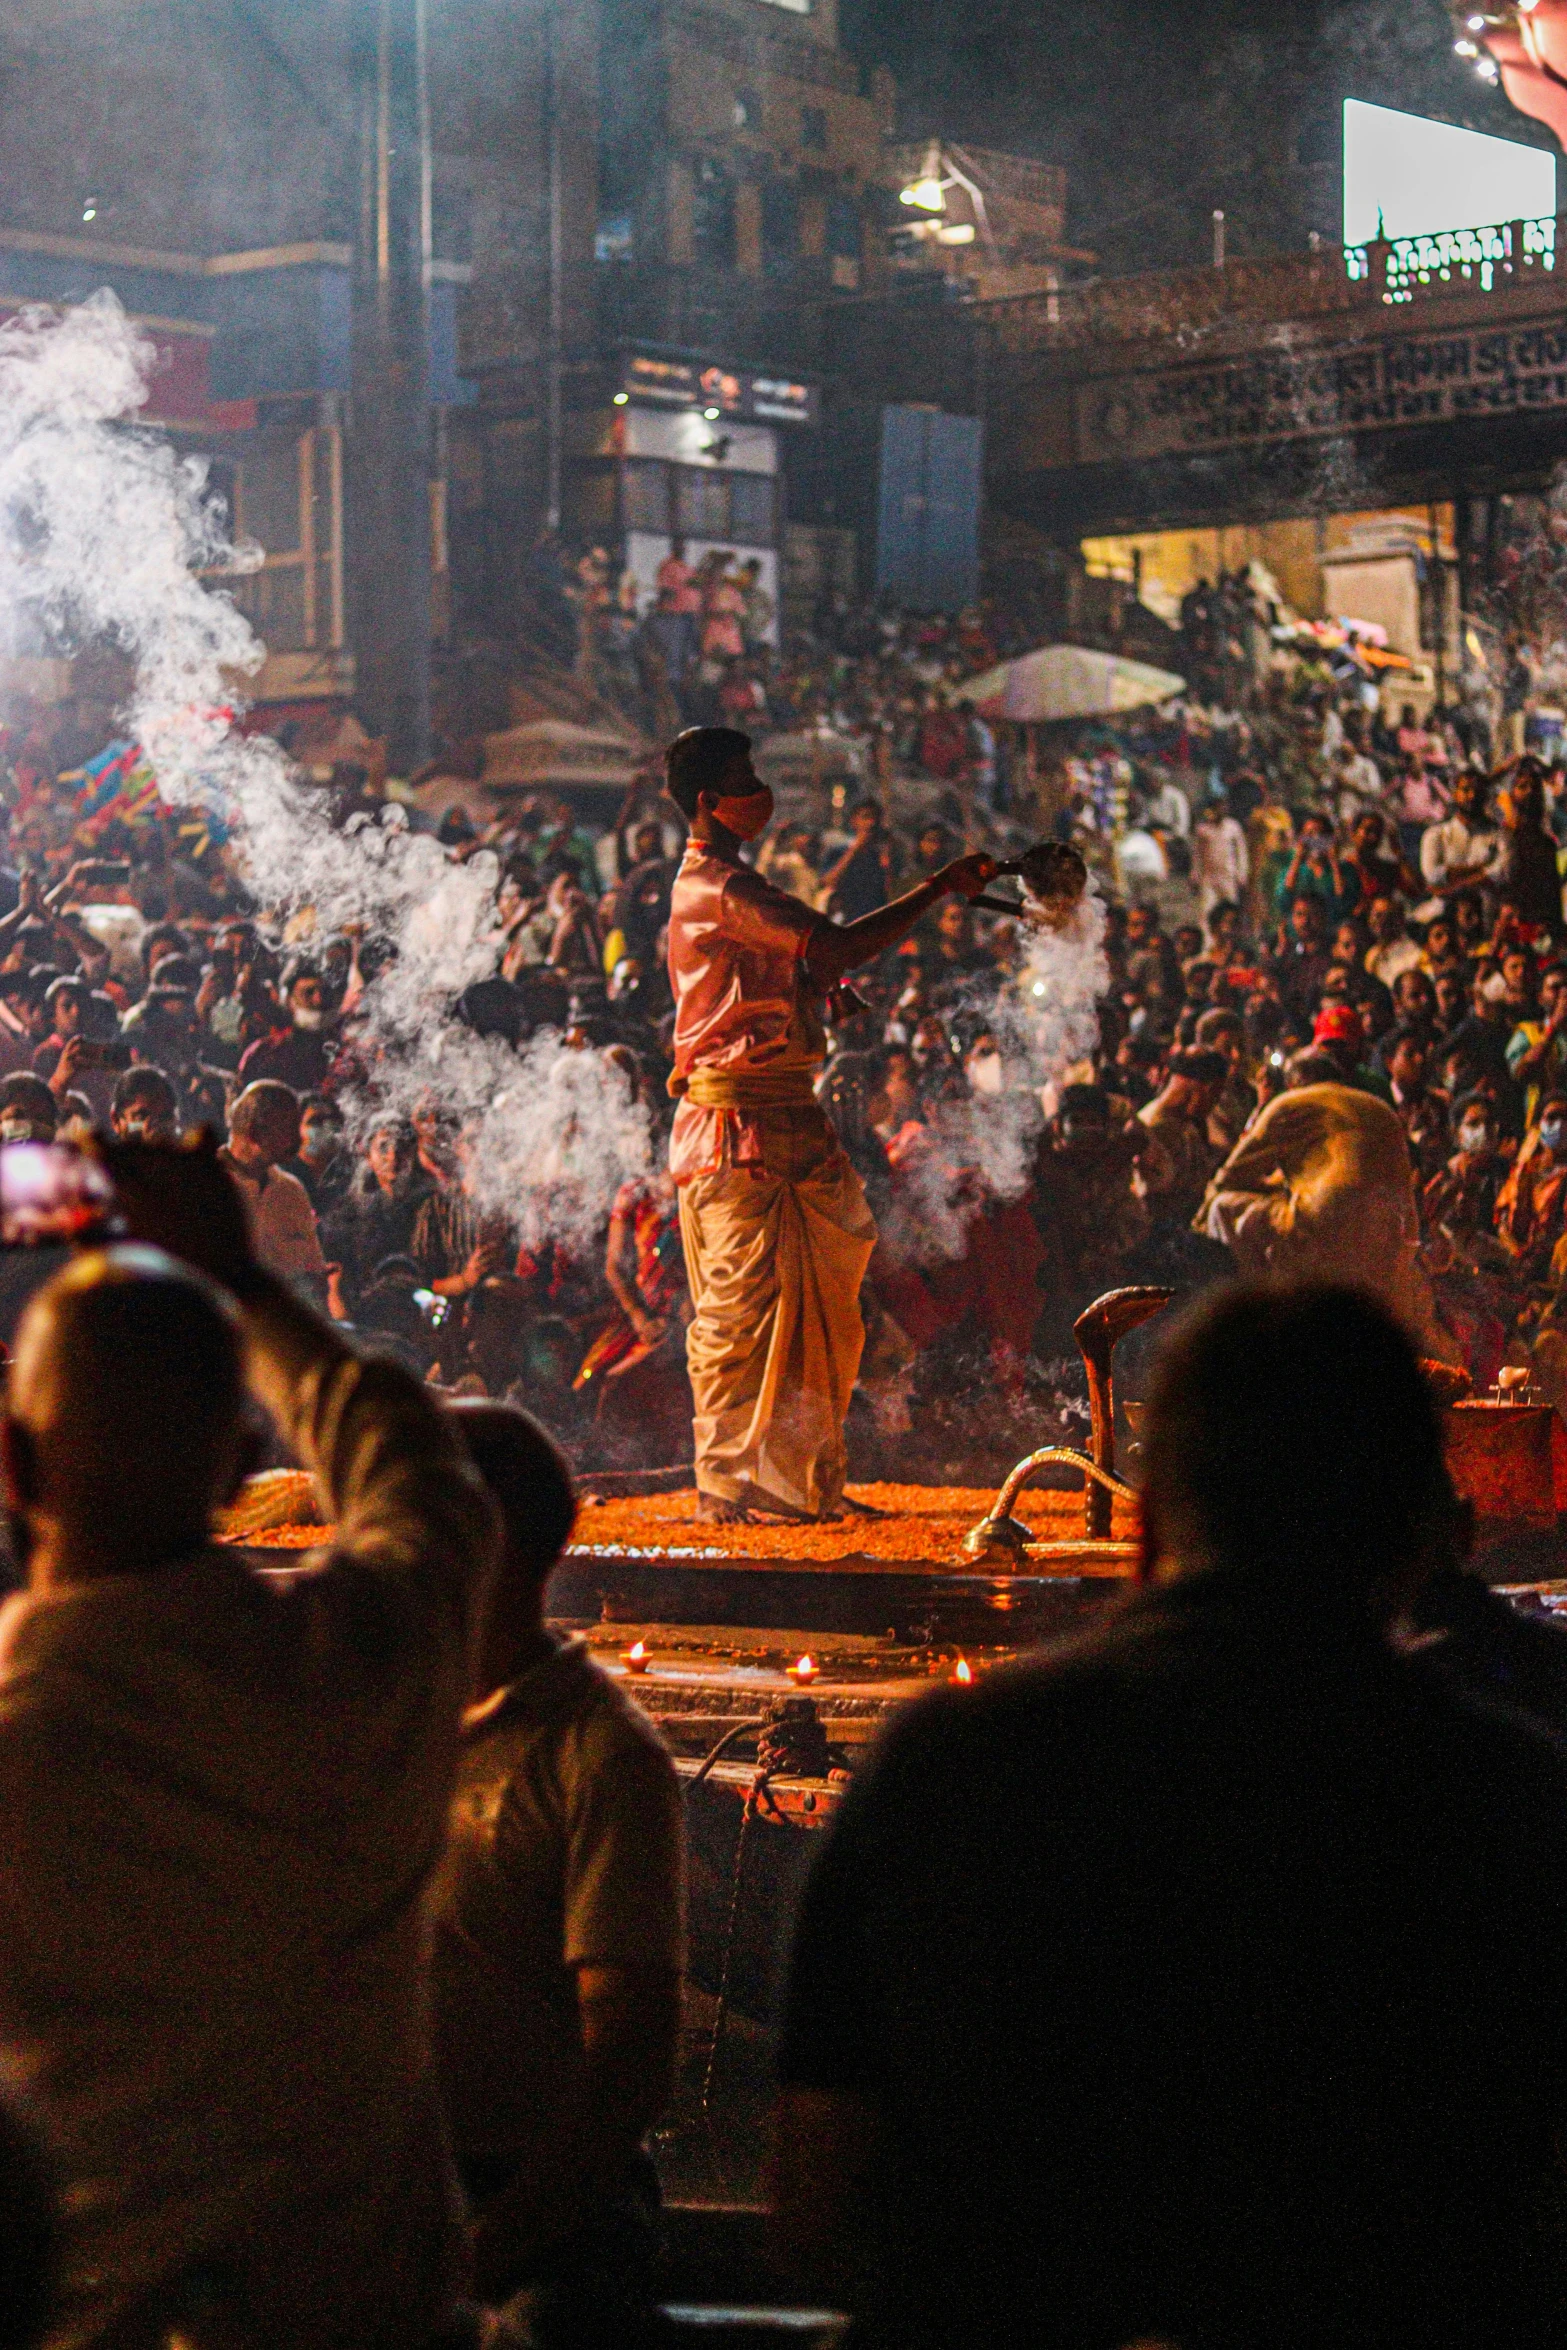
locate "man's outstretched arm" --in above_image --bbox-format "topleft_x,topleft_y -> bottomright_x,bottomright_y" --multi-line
803,854 -> 997,991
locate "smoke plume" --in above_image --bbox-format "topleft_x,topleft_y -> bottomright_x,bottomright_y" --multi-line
0,291 -> 651,1240
884,888 -> 1110,1265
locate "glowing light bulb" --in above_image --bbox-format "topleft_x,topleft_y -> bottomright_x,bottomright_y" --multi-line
900,177 -> 946,212
82,204 -> 97,222
703,406 -> 721,420
613,391 -> 629,405
1477,55 -> 1499,76
1454,36 -> 1479,52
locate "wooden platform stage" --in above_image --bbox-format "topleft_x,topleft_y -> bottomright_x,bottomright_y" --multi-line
559,1479 -> 1140,1640
227,1475 -> 1143,1644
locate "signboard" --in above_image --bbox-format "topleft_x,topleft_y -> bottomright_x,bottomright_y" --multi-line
1076,318 -> 1567,465
622,351 -> 817,426
0,302 -> 232,430
1343,101 -> 1555,247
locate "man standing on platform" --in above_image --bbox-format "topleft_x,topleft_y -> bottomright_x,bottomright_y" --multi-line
663,727 -> 994,1524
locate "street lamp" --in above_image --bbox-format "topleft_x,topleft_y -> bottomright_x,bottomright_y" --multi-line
896,141 -> 997,250
899,143 -> 948,213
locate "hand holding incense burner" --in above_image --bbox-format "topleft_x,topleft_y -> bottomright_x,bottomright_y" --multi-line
970,841 -> 1089,930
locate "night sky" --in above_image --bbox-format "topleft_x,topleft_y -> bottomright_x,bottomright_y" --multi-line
839,0 -> 1557,272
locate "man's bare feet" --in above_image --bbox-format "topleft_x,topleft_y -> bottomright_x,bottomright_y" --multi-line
695,1484 -> 820,1525
697,1491 -> 757,1525
740,1484 -> 819,1524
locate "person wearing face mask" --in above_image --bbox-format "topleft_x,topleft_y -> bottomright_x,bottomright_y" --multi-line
1423,1092 -> 1507,1249
1496,1093 -> 1567,1285
662,726 -> 995,1523
965,1034 -> 1005,1098
236,960 -> 337,1097
0,1075 -> 56,1149
109,1066 -> 180,1145
289,1094 -> 353,1219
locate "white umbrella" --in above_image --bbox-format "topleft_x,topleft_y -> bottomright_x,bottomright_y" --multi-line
968,644 -> 1186,723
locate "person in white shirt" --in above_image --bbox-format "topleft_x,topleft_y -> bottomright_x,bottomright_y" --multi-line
1363,895 -> 1424,991
221,1080 -> 329,1296
1333,743 -> 1384,828
1419,771 -> 1502,900
1145,776 -> 1192,841
1318,700 -> 1345,777
1191,798 -> 1250,918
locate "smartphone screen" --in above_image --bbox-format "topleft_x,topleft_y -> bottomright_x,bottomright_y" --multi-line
0,1145 -> 117,1248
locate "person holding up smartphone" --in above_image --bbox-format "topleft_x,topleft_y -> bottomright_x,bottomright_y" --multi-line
31,977 -> 119,1127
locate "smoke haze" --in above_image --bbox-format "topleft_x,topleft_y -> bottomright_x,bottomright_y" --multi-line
0,291 -> 652,1243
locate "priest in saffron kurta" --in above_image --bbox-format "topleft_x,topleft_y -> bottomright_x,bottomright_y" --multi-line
663,728 -> 995,1524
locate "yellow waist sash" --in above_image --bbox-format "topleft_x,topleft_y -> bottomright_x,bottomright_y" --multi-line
671,1064 -> 820,1110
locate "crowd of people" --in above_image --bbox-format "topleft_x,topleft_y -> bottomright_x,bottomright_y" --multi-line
3,585 -> 1567,2345
6,615 -> 1567,1466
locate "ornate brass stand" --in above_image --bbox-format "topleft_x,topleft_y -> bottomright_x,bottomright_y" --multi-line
960,1285 -> 1173,1569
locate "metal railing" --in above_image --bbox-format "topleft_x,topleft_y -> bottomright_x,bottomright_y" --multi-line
1345,213 -> 1558,300
978,211 -> 1567,356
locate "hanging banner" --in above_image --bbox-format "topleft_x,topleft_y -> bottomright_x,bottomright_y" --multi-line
1076,318 -> 1567,462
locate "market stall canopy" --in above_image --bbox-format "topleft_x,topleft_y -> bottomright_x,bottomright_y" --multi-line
754,726 -> 871,789
965,645 -> 1186,723
480,718 -> 648,793
403,718 -> 652,830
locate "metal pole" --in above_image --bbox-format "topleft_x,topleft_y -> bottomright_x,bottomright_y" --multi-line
545,0 -> 564,536
348,0 -> 432,771
1429,500 -> 1446,708
1212,208 -> 1225,269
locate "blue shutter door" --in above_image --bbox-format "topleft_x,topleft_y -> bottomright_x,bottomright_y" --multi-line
875,405 -> 930,606
922,411 -> 983,612
874,406 -> 983,611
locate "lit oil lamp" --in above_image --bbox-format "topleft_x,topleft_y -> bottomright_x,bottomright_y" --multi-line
625,1640 -> 650,1676
788,1654 -> 819,1686
951,1656 -> 973,1685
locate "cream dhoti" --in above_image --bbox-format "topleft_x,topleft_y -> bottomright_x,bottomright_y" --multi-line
677,1072 -> 875,1517
666,838 -> 875,1517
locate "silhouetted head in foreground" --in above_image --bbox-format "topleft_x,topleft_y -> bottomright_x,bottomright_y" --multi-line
447,1398 -> 576,1695
3,1248 -> 249,1586
1140,1282 -> 1457,1618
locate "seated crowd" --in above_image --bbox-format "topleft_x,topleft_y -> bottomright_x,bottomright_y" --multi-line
3,660 -> 1567,2344
6,695 -> 1567,1457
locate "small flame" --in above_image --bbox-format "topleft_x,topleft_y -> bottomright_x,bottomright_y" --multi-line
952,1657 -> 973,1685
789,1654 -> 818,1684
626,1640 -> 650,1674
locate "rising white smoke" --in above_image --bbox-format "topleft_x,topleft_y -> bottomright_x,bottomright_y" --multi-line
0,291 -> 651,1241
1014,886 -> 1111,1077
883,887 -> 1110,1265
